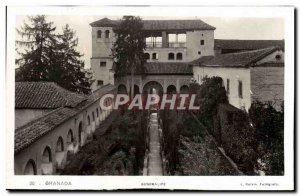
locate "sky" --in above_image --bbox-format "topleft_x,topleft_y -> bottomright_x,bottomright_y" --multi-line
15,16 -> 284,69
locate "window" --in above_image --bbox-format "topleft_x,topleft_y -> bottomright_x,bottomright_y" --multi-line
200,40 -> 205,45
146,36 -> 162,48
168,53 -> 175,60
198,51 -> 201,55
176,53 -> 183,60
152,53 -> 158,60
144,53 -> 150,60
238,80 -> 243,98
167,33 -> 186,48
105,30 -> 110,38
97,80 -> 104,86
97,30 -> 102,38
275,54 -> 282,60
100,61 -> 106,67
226,79 -> 230,95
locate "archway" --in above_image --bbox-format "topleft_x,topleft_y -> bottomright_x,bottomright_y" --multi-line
55,137 -> 65,170
41,146 -> 52,175
24,159 -> 37,175
96,108 -> 99,118
87,115 -> 91,126
67,129 -> 74,144
118,84 -> 127,94
42,146 -> 52,163
129,84 -> 140,97
56,137 -> 64,152
66,129 -> 74,161
180,85 -> 189,94
143,81 -> 163,96
78,122 -> 83,146
167,85 -> 177,94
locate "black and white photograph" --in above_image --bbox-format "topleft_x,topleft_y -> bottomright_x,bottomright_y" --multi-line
5,5 -> 295,191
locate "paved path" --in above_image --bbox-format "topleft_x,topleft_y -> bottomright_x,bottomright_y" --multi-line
147,112 -> 163,176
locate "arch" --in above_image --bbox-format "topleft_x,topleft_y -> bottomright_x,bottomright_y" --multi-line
176,53 -> 183,60
42,146 -> 52,163
105,30 -> 110,38
24,159 -> 37,175
143,81 -> 163,96
144,53 -> 150,60
167,85 -> 177,94
56,137 -> 64,152
67,129 -> 74,144
117,84 -> 127,94
78,122 -> 83,145
134,85 -> 140,95
180,85 -> 189,94
92,112 -> 95,121
96,108 -> 99,117
97,30 -> 102,38
168,53 -> 175,60
87,115 -> 91,125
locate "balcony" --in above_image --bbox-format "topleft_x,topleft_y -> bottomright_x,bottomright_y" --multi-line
146,42 -> 162,48
167,42 -> 186,48
146,42 -> 186,48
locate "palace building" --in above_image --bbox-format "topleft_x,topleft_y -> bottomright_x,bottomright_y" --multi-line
90,17 -> 284,111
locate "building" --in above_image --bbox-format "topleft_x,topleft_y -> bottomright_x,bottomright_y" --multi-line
90,18 -> 216,92
214,39 -> 284,54
90,17 -> 284,111
14,82 -> 116,175
191,47 -> 284,111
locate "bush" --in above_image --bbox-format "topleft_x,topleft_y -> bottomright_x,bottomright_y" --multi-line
249,101 -> 284,175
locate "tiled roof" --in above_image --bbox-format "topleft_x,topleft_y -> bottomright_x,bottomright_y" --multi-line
189,56 -> 215,66
144,62 -> 193,75
195,47 -> 280,67
15,84 -> 116,154
90,18 -> 216,30
15,107 -> 78,154
15,82 -> 87,109
214,39 -> 284,50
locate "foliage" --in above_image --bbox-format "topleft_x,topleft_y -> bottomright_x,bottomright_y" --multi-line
112,16 -> 146,76
16,15 -> 91,94
181,116 -> 205,139
194,76 -> 229,132
178,135 -> 236,175
249,101 -> 284,175
160,110 -> 182,174
221,110 -> 258,174
112,16 -> 146,98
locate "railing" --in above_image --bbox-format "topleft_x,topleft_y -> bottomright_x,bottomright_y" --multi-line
146,42 -> 162,48
145,42 -> 187,48
167,42 -> 186,48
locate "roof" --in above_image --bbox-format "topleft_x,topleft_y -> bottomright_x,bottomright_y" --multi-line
189,56 -> 215,66
15,84 -> 116,154
90,18 -> 216,31
15,82 -> 87,109
144,62 -> 193,75
214,39 -> 284,50
15,107 -> 78,153
193,47 -> 280,67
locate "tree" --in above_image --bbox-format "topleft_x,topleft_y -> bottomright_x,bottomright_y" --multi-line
16,15 -> 91,94
195,76 -> 229,132
112,16 -> 146,98
54,24 -> 91,94
249,101 -> 284,175
16,15 -> 57,81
